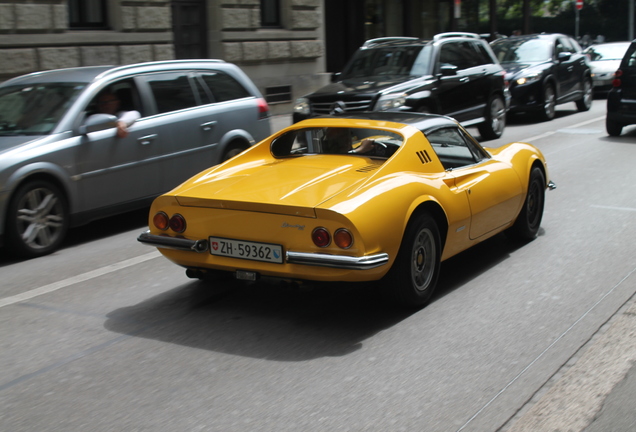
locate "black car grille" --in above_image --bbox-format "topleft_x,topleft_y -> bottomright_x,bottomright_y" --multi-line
311,99 -> 374,115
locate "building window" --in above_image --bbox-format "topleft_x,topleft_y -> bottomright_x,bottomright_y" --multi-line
69,0 -> 108,29
261,0 -> 281,27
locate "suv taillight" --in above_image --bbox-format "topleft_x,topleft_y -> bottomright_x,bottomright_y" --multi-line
612,69 -> 623,88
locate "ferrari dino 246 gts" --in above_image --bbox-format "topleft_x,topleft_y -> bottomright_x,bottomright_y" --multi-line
139,112 -> 554,307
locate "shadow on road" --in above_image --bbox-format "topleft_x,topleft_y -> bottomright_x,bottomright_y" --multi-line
104,231 -> 528,361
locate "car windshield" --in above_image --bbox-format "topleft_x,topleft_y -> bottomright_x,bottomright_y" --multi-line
341,45 -> 433,79
585,43 -> 630,61
0,83 -> 85,136
492,39 -> 552,63
271,127 -> 403,158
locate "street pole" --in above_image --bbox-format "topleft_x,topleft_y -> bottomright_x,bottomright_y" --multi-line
575,7 -> 580,39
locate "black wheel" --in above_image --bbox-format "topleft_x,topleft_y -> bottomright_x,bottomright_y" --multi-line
539,85 -> 556,121
221,142 -> 249,162
385,213 -> 441,307
575,78 -> 593,111
508,167 -> 545,241
6,180 -> 69,258
478,94 -> 506,140
606,117 -> 623,136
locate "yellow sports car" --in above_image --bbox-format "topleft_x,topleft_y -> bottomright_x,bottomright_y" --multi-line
138,113 -> 554,307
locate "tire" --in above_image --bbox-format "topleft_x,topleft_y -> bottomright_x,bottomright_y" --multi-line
6,180 -> 69,258
221,141 -> 249,162
539,85 -> 556,121
575,78 -> 593,112
478,94 -> 506,140
508,167 -> 545,241
606,117 -> 623,137
385,213 -> 441,307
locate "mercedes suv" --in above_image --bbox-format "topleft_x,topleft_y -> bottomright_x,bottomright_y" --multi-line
293,33 -> 508,141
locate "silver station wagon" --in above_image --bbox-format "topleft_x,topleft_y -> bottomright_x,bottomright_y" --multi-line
0,60 -> 271,258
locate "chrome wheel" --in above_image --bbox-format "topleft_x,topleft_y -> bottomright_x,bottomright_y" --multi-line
478,95 -> 506,140
576,79 -> 593,111
8,181 -> 68,257
541,86 -> 556,121
410,227 -> 436,292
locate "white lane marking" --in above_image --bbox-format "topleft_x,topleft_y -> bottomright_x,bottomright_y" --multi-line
591,205 -> 636,212
520,116 -> 605,142
0,251 -> 161,308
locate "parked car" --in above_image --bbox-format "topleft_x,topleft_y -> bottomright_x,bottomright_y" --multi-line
584,41 -> 630,94
606,39 -> 636,136
138,112 -> 555,308
0,60 -> 271,258
491,33 -> 593,120
293,33 -> 509,140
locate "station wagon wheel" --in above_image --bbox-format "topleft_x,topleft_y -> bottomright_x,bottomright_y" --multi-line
6,180 -> 69,258
508,167 -> 545,241
221,141 -> 249,162
386,213 -> 441,307
606,117 -> 623,137
478,94 -> 506,140
540,85 -> 556,121
575,78 -> 593,112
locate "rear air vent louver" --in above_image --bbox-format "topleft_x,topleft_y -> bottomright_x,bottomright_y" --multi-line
356,164 -> 381,173
416,150 -> 432,164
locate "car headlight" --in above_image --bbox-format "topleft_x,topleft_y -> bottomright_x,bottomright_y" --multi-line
293,97 -> 311,115
375,93 -> 407,111
516,73 -> 541,86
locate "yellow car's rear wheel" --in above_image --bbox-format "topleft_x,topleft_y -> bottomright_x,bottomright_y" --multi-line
386,213 -> 441,307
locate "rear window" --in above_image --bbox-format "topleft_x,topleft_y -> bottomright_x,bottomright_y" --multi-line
622,43 -> 636,68
271,126 -> 403,159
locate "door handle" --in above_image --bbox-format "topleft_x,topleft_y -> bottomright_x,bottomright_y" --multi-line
201,121 -> 217,131
459,77 -> 470,83
138,134 -> 157,145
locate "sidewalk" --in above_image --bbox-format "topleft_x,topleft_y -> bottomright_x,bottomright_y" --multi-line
506,294 -> 636,431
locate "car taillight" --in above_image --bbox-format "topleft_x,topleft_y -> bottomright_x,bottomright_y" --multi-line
312,227 -> 331,247
153,212 -> 169,230
334,229 -> 353,249
257,98 -> 269,119
613,69 -> 623,88
169,214 -> 187,233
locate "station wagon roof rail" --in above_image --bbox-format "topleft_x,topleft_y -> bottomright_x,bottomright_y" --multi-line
362,37 -> 421,48
93,59 -> 227,81
433,32 -> 481,40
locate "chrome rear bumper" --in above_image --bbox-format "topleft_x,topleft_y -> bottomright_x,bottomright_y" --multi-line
138,231 -> 389,270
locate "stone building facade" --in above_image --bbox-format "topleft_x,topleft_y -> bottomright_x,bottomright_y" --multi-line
0,0 -> 327,115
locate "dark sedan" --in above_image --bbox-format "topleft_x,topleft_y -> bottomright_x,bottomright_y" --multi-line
491,33 -> 593,120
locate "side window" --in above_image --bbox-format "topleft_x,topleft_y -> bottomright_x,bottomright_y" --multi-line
425,127 -> 487,169
199,72 -> 251,103
146,73 -> 198,114
474,42 -> 495,66
627,46 -> 636,67
439,43 -> 465,70
559,37 -> 574,53
86,79 -> 143,118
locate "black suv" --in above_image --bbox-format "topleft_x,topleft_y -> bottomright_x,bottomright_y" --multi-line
606,39 -> 636,136
491,33 -> 593,121
293,33 -> 508,140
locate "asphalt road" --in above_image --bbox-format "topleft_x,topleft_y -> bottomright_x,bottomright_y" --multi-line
1,100 -> 635,431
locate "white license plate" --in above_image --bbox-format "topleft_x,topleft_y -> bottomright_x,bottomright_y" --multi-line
209,237 -> 283,264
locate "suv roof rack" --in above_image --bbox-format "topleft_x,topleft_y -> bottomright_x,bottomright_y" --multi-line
362,37 -> 420,48
433,32 -> 481,41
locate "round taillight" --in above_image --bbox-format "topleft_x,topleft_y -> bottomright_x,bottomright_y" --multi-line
334,229 -> 353,249
312,227 -> 331,247
153,212 -> 169,230
169,214 -> 187,233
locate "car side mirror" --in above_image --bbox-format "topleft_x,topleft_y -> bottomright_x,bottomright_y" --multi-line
331,72 -> 341,83
79,113 -> 118,135
439,65 -> 458,77
558,52 -> 572,62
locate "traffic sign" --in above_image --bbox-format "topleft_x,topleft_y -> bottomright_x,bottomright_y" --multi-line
576,0 -> 583,10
